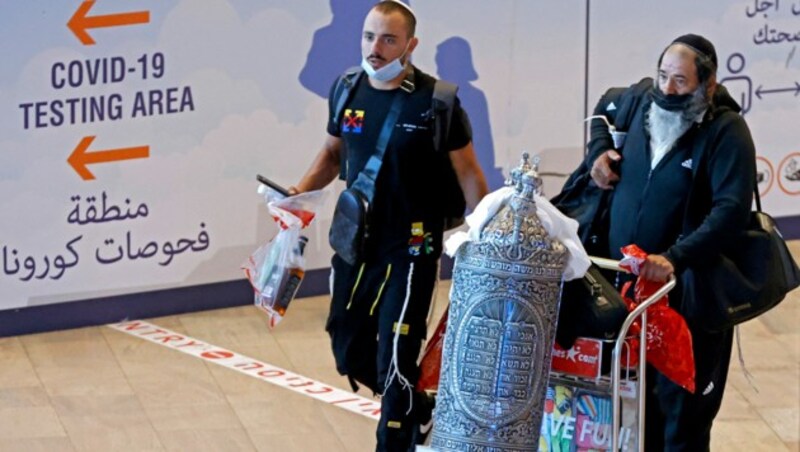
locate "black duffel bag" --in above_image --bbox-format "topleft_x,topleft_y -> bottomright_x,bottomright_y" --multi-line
682,209 -> 800,332
556,264 -> 628,349
550,170 -> 612,257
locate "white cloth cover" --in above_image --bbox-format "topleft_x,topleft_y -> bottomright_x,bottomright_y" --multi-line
444,186 -> 590,281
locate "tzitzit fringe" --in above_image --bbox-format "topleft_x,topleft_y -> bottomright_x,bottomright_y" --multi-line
382,262 -> 415,415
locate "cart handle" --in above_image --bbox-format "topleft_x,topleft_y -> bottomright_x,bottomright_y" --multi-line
589,256 -> 625,272
589,256 -> 677,452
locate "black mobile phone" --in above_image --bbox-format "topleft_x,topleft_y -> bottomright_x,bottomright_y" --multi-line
256,174 -> 290,197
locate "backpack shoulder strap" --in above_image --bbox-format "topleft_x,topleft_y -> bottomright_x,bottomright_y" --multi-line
432,79 -> 458,152
609,76 -> 652,131
432,79 -> 466,229
332,66 -> 364,124
331,66 -> 364,180
584,77 -> 651,166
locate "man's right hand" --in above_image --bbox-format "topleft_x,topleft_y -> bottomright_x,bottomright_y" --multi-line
590,149 -> 622,189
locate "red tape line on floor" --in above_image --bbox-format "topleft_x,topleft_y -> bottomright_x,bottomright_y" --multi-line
107,320 -> 381,420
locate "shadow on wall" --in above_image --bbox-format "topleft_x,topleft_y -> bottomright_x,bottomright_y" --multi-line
436,36 -> 505,190
299,0 -> 406,98
298,6 -> 504,191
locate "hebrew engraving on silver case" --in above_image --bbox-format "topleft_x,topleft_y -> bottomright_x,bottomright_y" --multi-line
431,154 -> 568,451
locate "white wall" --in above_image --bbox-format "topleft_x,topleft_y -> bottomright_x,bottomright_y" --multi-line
588,0 -> 800,214
2,0 -> 797,311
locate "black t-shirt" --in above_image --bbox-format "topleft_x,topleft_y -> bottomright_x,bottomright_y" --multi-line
327,67 -> 471,261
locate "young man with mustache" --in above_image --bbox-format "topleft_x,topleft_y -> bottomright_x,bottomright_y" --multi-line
290,1 -> 488,450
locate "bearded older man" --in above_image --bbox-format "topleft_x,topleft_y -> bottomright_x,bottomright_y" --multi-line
588,34 -> 756,451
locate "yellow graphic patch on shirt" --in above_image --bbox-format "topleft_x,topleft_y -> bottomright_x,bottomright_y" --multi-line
408,221 -> 434,256
387,420 -> 402,429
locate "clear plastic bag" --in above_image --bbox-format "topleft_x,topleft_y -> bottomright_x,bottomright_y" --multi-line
242,186 -> 325,327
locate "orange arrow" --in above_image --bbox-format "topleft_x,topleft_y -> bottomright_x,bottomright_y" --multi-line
68,136 -> 150,181
68,0 -> 150,46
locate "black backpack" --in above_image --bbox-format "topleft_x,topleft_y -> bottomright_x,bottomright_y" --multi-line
551,78 -> 651,348
550,77 -> 651,255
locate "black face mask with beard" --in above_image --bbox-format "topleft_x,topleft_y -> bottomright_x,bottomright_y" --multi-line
651,88 -> 694,112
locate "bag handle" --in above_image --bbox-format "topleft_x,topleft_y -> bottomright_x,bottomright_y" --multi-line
682,118 -> 762,242
432,80 -> 457,153
753,179 -> 762,213
350,69 -> 414,202
332,67 -> 364,181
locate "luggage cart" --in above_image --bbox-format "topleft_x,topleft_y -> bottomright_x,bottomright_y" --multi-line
548,257 -> 676,452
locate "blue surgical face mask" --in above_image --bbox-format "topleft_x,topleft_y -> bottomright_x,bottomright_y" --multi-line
361,42 -> 410,82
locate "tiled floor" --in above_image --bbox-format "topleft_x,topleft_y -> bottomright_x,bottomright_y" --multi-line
0,243 -> 798,451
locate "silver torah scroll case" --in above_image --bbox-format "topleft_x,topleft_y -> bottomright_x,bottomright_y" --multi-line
430,154 -> 569,451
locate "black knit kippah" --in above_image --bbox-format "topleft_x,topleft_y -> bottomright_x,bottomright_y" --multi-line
671,34 -> 717,68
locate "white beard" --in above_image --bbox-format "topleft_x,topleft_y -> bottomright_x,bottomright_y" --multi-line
647,84 -> 711,168
648,102 -> 693,153
647,102 -> 693,168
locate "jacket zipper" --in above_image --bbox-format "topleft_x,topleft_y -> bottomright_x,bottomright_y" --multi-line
631,168 -> 654,240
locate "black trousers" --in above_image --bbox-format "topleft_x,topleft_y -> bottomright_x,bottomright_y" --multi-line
644,325 -> 734,452
327,255 -> 437,452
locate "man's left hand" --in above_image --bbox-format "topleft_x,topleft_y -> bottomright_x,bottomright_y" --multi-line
640,254 -> 674,282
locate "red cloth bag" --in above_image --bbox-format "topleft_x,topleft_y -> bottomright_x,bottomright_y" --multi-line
620,245 -> 696,393
417,310 -> 448,392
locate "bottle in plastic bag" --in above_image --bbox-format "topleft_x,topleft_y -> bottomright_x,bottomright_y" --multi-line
271,235 -> 308,315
